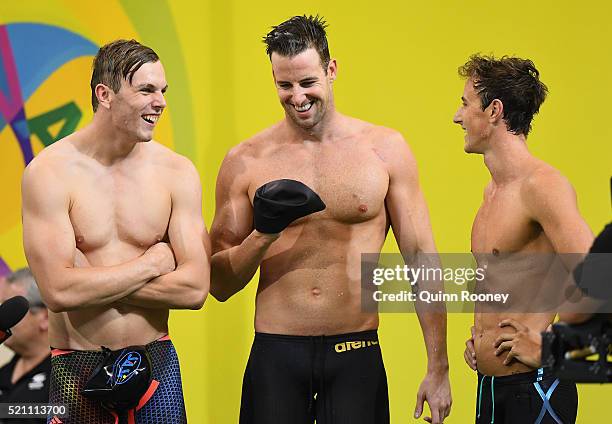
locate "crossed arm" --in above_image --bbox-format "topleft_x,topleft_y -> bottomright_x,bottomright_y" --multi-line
22,157 -> 209,312
119,161 -> 210,309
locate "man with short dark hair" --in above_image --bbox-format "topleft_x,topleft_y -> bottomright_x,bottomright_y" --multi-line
454,54 -> 593,424
210,15 -> 451,424
22,39 -> 210,423
0,268 -> 50,424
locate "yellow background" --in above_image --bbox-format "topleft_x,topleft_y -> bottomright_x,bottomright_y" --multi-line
1,0 -> 611,422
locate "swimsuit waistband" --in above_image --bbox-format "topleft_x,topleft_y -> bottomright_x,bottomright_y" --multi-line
50,334 -> 171,357
254,329 -> 379,344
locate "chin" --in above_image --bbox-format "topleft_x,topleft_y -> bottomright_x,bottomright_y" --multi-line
288,114 -> 314,130
136,131 -> 154,143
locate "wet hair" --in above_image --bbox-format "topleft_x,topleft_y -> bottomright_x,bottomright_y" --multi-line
263,15 -> 330,71
90,39 -> 159,112
458,54 -> 548,136
6,268 -> 45,309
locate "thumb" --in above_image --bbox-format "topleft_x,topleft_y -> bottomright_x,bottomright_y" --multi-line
414,390 -> 425,418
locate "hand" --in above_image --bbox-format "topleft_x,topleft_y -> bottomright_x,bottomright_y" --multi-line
145,242 -> 176,276
414,370 -> 452,424
74,248 -> 91,268
464,326 -> 477,371
253,179 -> 325,234
494,318 -> 542,368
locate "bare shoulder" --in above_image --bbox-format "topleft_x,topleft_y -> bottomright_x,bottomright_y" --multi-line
521,161 -> 576,213
229,121 -> 284,160
360,122 -> 414,167
522,161 -> 575,200
22,136 -> 79,184
219,122 -> 284,180
147,141 -> 198,174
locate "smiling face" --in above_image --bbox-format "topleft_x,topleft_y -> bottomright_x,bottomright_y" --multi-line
271,48 -> 336,131
108,61 -> 168,143
453,79 -> 493,154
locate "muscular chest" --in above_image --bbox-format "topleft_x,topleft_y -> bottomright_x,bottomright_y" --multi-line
471,186 -> 541,253
248,144 -> 388,224
68,166 -> 171,251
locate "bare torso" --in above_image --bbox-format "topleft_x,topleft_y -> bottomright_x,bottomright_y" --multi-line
43,137 -> 178,349
240,119 -> 392,335
472,167 -> 556,376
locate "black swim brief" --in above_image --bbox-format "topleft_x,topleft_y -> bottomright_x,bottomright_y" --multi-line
48,336 -> 186,424
475,368 -> 577,424
240,329 -> 389,424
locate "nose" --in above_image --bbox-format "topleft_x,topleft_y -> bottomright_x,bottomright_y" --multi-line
453,109 -> 462,125
152,91 -> 166,110
290,87 -> 308,106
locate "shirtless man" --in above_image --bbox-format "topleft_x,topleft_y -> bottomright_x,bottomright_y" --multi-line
210,15 -> 451,424
453,54 -> 593,423
21,39 -> 209,423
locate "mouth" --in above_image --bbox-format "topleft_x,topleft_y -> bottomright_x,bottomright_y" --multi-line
142,114 -> 160,125
293,101 -> 313,113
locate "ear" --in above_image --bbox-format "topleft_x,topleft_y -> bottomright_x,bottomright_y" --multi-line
95,83 -> 114,110
327,59 -> 337,82
488,99 -> 504,123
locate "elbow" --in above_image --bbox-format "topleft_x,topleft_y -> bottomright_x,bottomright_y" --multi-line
43,291 -> 77,313
187,289 -> 208,310
178,279 -> 209,309
211,292 -> 230,303
559,312 -> 594,324
209,284 -> 232,302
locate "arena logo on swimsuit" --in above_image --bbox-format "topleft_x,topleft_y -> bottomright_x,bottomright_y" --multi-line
113,351 -> 143,385
335,340 -> 379,353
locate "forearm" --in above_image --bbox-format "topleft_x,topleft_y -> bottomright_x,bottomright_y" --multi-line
119,263 -> 209,309
210,231 -> 278,301
416,307 -> 449,372
42,256 -> 159,312
400,236 -> 448,371
412,258 -> 449,372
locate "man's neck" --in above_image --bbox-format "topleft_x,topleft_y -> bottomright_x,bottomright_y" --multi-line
11,344 -> 49,384
285,108 -> 344,143
77,115 -> 141,165
483,131 -> 533,185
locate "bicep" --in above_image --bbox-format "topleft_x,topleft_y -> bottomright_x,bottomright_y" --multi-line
167,168 -> 208,267
527,180 -> 593,253
209,155 -> 253,254
385,139 -> 436,255
22,167 -> 76,288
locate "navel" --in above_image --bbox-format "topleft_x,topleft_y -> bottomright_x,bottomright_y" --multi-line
312,287 -> 321,296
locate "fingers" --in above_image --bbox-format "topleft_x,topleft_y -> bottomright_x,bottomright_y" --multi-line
414,390 -> 425,419
503,350 -> 517,365
443,400 -> 452,420
499,318 -> 525,331
494,332 -> 514,347
470,325 -> 476,338
495,340 -> 513,356
430,407 -> 442,424
424,398 -> 451,424
464,346 -> 477,370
